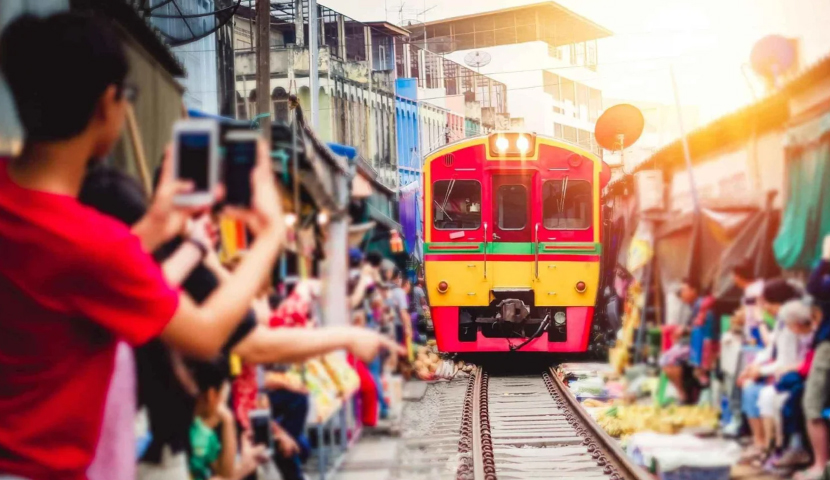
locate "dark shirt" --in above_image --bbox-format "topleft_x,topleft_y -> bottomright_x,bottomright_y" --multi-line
808,259 -> 830,347
140,243 -> 257,463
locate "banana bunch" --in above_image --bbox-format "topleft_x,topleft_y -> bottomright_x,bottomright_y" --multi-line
596,405 -> 720,437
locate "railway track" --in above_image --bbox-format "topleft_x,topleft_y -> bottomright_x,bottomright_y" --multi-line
462,366 -> 650,480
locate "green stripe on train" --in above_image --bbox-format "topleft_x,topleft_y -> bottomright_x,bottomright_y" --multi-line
424,242 -> 601,255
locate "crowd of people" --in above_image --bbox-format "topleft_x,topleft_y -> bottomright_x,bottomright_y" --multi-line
0,12 -> 415,480
658,240 -> 830,479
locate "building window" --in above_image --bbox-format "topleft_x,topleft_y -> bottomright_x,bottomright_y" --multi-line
272,87 -> 289,123
542,180 -> 592,230
496,184 -> 527,230
432,180 -> 481,230
236,91 -> 248,120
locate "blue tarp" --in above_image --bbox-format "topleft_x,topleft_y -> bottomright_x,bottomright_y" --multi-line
326,143 -> 357,160
399,181 -> 422,259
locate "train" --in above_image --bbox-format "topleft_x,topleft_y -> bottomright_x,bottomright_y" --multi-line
422,131 -> 615,354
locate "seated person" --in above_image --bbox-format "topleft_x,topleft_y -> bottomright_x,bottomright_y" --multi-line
190,358 -> 265,480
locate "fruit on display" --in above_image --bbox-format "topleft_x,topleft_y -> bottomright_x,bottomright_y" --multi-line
412,344 -> 474,380
596,405 -> 720,438
303,360 -> 341,422
320,354 -> 360,396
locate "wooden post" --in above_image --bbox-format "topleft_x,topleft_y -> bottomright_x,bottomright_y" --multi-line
124,104 -> 152,197
256,0 -> 271,137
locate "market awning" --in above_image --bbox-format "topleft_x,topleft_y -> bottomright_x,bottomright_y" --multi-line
368,203 -> 402,232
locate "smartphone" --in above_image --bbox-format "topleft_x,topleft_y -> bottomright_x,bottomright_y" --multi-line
249,409 -> 273,455
172,119 -> 219,206
223,130 -> 259,207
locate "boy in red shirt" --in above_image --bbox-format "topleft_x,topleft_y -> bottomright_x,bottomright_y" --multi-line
0,13 -> 294,480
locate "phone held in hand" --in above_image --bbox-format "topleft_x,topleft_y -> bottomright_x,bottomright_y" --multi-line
172,119 -> 219,206
249,409 -> 273,455
223,130 -> 259,207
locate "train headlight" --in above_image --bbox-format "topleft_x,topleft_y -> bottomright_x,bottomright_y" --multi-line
575,281 -> 587,293
495,136 -> 509,152
437,281 -> 449,293
554,311 -> 566,326
516,135 -> 530,154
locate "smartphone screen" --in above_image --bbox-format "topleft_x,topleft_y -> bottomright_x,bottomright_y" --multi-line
178,132 -> 211,191
224,138 -> 256,206
251,414 -> 271,448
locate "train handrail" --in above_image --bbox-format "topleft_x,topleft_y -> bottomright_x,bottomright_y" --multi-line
534,223 -> 540,279
483,222 -> 488,279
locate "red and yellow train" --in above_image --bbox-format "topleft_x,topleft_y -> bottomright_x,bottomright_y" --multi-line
423,132 -> 613,353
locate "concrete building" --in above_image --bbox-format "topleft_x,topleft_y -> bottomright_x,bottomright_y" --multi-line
233,4 -> 405,187
232,1 -> 507,189
408,2 -> 611,156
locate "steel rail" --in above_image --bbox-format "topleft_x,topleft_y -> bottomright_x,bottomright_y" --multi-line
545,367 -> 651,480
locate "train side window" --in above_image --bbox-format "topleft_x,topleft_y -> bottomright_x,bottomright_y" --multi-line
542,180 -> 592,230
432,180 -> 482,230
496,185 -> 527,230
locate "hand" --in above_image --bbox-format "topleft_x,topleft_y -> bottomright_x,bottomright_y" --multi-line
187,214 -> 218,251
225,140 -> 286,237
347,328 -> 406,363
274,428 -> 300,458
145,146 -> 221,243
239,433 -> 269,475
823,234 -> 830,261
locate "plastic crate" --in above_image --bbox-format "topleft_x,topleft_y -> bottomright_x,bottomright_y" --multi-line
660,466 -> 730,480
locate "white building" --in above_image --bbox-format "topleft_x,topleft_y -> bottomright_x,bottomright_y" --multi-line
409,2 -> 612,156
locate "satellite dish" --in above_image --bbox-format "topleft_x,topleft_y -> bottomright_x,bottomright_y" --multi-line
750,35 -> 796,82
594,104 -> 645,152
464,51 -> 492,69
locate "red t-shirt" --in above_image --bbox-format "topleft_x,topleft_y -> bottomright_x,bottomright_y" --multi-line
0,160 -> 179,480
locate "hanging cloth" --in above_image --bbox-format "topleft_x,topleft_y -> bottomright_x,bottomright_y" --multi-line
774,112 -> 830,270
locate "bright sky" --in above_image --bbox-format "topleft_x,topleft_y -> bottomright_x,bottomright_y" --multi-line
323,0 -> 830,125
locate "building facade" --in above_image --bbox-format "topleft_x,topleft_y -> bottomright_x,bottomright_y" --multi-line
232,1 -> 508,190
409,2 -> 611,156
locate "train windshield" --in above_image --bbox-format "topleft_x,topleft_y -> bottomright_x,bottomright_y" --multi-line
432,180 -> 482,230
542,179 -> 592,230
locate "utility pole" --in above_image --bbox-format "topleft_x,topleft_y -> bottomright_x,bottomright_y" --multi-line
256,0 -> 271,136
309,0 -> 319,129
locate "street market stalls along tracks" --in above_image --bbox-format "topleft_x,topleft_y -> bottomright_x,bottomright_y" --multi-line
466,367 -> 650,480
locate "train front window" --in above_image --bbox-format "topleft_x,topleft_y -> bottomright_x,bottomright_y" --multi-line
433,180 -> 482,230
496,185 -> 527,230
542,179 -> 592,230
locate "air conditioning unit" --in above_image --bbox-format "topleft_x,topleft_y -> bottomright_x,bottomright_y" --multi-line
635,170 -> 665,213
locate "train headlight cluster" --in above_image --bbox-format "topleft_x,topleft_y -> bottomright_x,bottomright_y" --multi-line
437,281 -> 449,293
488,132 -> 536,157
575,281 -> 587,293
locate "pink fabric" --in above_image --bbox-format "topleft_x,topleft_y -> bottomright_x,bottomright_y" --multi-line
87,342 -> 136,480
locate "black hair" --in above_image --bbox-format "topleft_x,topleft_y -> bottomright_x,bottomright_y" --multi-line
79,164 -> 147,226
732,259 -> 755,281
365,251 -> 383,268
192,357 -> 229,393
762,278 -> 801,305
0,13 -> 129,142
